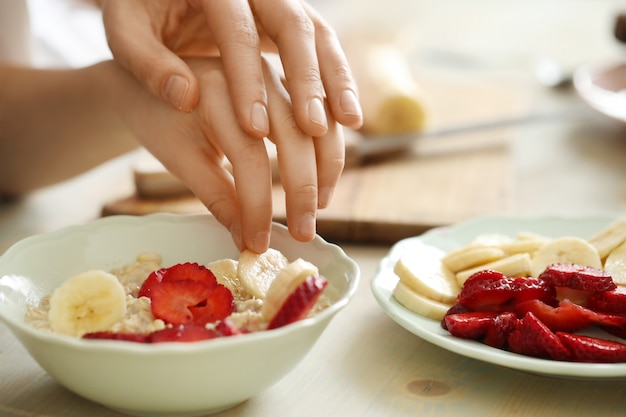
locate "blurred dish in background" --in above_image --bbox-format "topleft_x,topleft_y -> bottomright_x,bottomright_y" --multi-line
573,61 -> 626,124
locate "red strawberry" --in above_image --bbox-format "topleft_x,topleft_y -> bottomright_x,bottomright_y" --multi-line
150,323 -> 219,343
441,303 -> 471,330
507,312 -> 570,361
267,275 -> 328,330
149,280 -> 231,325
82,331 -> 150,343
587,286 -> 626,315
188,284 -> 234,325
457,270 -> 555,312
514,299 -> 594,332
557,332 -> 626,363
538,263 -> 616,292
483,312 -> 519,349
139,262 -> 218,298
443,311 -> 499,340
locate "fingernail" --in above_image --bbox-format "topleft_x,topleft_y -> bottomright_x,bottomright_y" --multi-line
340,89 -> 362,118
318,186 -> 334,208
297,212 -> 316,241
250,101 -> 269,136
308,97 -> 328,130
164,75 -> 190,111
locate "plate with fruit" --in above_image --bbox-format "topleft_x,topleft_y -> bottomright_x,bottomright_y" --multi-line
371,214 -> 626,379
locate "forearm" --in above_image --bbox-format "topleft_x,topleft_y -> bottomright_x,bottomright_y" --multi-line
0,61 -> 139,196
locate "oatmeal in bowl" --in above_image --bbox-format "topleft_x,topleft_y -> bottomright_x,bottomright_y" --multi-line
0,214 -> 359,417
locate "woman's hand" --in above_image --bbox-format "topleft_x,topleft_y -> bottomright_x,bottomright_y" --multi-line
98,0 -> 362,139
115,57 -> 344,253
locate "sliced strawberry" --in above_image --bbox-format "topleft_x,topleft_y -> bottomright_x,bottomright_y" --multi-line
538,263 -> 616,292
557,332 -> 626,363
441,303 -> 471,330
149,280 -> 214,325
507,312 -> 570,361
554,287 -> 594,306
267,275 -> 328,330
514,299 -> 594,332
82,331 -> 150,343
587,286 -> 626,315
444,311 -> 499,340
138,262 -> 218,298
483,312 -> 519,349
188,284 -> 234,325
457,270 -> 555,312
150,323 -> 219,343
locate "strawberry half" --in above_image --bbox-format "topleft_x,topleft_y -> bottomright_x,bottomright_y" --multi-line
483,311 -> 519,349
149,279 -> 234,325
138,262 -> 218,298
267,275 -> 328,330
443,311 -> 499,340
557,332 -> 626,363
587,286 -> 626,315
150,323 -> 219,343
507,312 -> 570,361
83,331 -> 150,343
538,263 -> 616,292
457,270 -> 555,312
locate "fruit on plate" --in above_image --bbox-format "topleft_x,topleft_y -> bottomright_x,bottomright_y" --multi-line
455,253 -> 532,286
237,248 -> 288,299
530,236 -> 602,278
588,217 -> 626,260
603,239 -> 626,285
261,258 -> 319,322
268,275 -> 328,329
443,264 -> 626,363
394,245 -> 460,304
392,281 -> 452,321
48,270 -> 127,337
441,246 -> 506,274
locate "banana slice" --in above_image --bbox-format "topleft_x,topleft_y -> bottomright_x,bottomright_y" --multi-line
392,281 -> 451,321
395,246 -> 461,304
496,238 -> 547,255
237,248 -> 288,300
261,258 -> 319,321
530,236 -> 602,278
441,246 -> 506,274
588,218 -> 626,260
604,239 -> 626,285
48,270 -> 127,337
207,258 -> 249,300
456,253 -> 532,286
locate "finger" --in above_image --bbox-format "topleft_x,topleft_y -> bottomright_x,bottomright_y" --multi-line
251,0 -> 328,138
199,61 -> 273,253
198,0 -> 270,139
102,2 -> 200,112
263,59 -> 319,242
314,119 -> 345,209
303,3 -> 363,130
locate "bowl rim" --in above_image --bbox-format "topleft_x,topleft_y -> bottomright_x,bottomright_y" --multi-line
0,213 -> 360,353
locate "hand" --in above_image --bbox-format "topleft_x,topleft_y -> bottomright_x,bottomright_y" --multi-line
98,0 -> 363,139
115,57 -> 344,253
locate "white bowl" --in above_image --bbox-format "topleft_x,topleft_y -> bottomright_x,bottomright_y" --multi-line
573,60 -> 626,123
0,214 -> 359,417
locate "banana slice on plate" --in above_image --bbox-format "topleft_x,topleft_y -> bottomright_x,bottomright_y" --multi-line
237,248 -> 288,300
588,218 -> 626,260
456,253 -> 532,286
392,281 -> 451,321
441,246 -> 506,274
604,239 -> 626,285
48,270 -> 127,337
394,246 -> 460,304
530,236 -> 602,278
261,258 -> 319,321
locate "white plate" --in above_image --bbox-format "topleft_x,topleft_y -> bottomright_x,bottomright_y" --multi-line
573,60 -> 626,123
370,214 -> 626,379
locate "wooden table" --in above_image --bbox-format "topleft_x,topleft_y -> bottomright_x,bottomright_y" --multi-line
3,1 -> 626,416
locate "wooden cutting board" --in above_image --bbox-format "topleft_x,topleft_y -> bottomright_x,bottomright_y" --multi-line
102,73 -> 530,244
